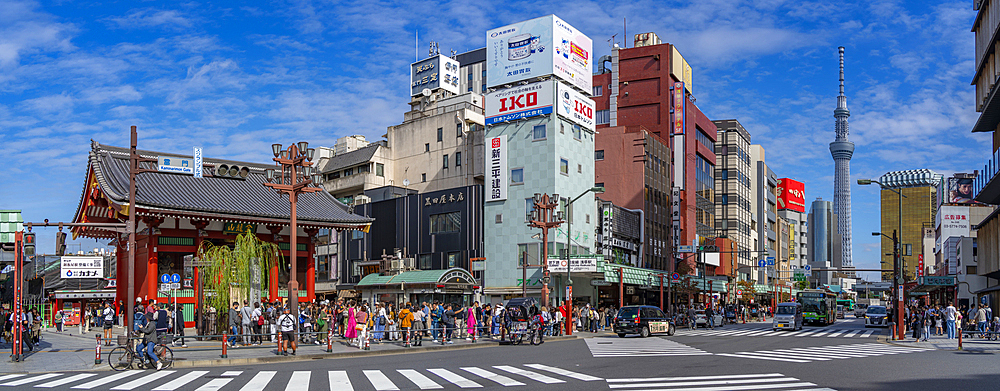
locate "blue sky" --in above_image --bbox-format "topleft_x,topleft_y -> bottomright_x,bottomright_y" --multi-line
0,0 -> 987,280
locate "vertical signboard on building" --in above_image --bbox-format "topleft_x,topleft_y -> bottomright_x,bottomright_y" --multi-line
917,254 -> 924,277
671,187 -> 681,249
486,136 -> 508,202
673,82 -> 685,135
411,54 -> 460,96
672,82 -> 685,191
485,80 -> 554,125
486,15 -> 592,92
193,147 -> 203,178
556,82 -> 595,131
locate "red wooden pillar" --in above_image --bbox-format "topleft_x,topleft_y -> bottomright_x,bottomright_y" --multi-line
144,217 -> 164,302
267,225 -> 283,302
305,228 -> 318,303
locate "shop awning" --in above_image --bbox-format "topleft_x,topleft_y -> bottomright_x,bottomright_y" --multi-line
53,289 -> 116,299
355,268 -> 477,287
601,263 -> 727,292
974,285 -> 1000,294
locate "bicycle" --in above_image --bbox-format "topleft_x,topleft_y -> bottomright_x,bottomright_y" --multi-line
108,334 -> 174,371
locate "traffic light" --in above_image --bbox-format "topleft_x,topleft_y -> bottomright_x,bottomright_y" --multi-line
22,232 -> 35,258
55,232 -> 67,256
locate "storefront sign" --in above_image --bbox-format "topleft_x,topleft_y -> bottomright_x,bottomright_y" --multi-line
424,192 -> 465,206
590,279 -> 612,286
548,257 -> 598,272
672,82 -> 685,135
411,54 -> 460,96
486,136 -> 508,202
223,222 -> 257,235
919,276 -> 955,286
157,156 -> 194,174
61,256 -> 103,278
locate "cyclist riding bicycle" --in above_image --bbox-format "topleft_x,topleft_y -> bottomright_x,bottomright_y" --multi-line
138,313 -> 162,370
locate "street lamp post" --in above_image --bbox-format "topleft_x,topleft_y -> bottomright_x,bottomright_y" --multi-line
527,193 -> 564,308
860,178 -> 907,340
563,186 -> 604,336
264,142 -> 322,322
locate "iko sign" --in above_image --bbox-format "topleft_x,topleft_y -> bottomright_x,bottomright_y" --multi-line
485,80 -> 553,125
61,256 -> 103,279
486,15 -> 592,92
556,82 -> 594,131
548,258 -> 599,273
157,156 -> 194,174
672,82 -> 685,135
411,54 -> 460,96
486,136 -> 508,202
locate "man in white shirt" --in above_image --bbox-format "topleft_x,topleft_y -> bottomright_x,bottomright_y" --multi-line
277,307 -> 297,356
945,304 -> 958,339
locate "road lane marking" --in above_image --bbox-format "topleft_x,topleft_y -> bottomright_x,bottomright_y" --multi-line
110,371 -> 175,390
493,366 -> 564,384
523,364 -> 602,381
72,371 -> 140,389
35,374 -> 97,388
284,371 -> 310,391
152,371 -> 207,391
397,369 -> 442,390
460,367 -> 525,387
328,371 -> 353,391
427,369 -> 482,388
239,371 -> 277,391
363,370 -> 399,391
195,378 -> 232,391
1,374 -> 62,387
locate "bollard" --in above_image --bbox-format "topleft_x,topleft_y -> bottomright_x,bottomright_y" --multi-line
363,331 -> 370,350
95,335 -> 102,364
327,328 -> 333,353
221,332 -> 228,358
276,331 -> 283,356
959,326 -> 964,350
472,326 -> 477,343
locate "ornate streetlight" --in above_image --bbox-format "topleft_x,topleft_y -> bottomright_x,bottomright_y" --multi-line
527,193 -> 564,307
264,142 -> 322,320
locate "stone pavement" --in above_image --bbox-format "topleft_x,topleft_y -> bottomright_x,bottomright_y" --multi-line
3,326 -> 577,373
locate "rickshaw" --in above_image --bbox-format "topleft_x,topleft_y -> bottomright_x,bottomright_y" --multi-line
502,298 -> 543,345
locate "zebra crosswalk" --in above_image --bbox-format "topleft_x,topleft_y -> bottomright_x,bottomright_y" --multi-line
0,363 -> 601,390
715,342 -> 933,363
605,372 -> 837,391
675,327 -> 879,338
585,336 -> 712,357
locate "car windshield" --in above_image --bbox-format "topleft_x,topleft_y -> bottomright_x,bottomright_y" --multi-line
695,310 -> 706,315
776,306 -> 797,315
867,307 -> 887,315
618,307 -> 640,320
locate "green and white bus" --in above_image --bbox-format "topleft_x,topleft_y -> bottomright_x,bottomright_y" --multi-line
836,299 -> 855,311
796,289 -> 837,325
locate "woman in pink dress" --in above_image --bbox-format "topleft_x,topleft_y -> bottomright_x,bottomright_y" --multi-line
344,300 -> 358,342
466,305 -> 477,339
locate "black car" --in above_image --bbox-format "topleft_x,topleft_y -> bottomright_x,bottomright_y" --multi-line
613,305 -> 675,338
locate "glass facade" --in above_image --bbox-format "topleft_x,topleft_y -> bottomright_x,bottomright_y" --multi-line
696,154 -> 716,237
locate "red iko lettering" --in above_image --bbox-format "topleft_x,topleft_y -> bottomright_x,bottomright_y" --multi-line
574,101 -> 593,118
498,92 -> 538,113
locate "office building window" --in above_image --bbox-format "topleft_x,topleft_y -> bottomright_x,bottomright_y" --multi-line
595,182 -> 604,188
448,252 -> 459,268
560,158 -> 569,175
455,152 -> 462,167
511,168 -> 524,184
481,84 -> 486,93
425,143 -> 430,152
577,164 -> 582,173
352,230 -> 364,240
593,85 -> 603,96
418,254 -> 433,270
533,124 -> 546,140
596,109 -> 610,125
344,168 -> 353,176
525,198 -> 536,221
482,70 -> 486,78
430,211 -> 461,234
573,124 -> 582,140
437,128 -> 443,142
376,163 -> 384,177
468,86 -> 472,92
595,150 -> 605,160
468,73 -> 472,81
443,154 -> 449,168
421,173 -> 427,182
457,123 -> 463,137
495,214 -> 503,224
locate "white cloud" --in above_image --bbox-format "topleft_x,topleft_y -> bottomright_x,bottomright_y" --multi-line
104,9 -> 194,30
0,0 -> 75,68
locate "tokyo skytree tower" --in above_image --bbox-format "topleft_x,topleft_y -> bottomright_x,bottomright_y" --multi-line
830,46 -> 854,268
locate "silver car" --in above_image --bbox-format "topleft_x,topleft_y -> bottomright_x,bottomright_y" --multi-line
772,302 -> 803,331
864,305 -> 889,328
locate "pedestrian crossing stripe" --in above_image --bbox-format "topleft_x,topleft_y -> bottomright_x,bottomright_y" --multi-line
0,364 -> 601,390
586,336 -> 712,357
715,343 -> 932,363
675,327 -> 877,338
606,372 -> 837,391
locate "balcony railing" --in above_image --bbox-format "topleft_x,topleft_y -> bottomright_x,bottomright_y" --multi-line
973,148 -> 1000,203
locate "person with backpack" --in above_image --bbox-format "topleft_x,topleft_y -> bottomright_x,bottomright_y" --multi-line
354,304 -> 369,348
251,302 -> 263,345
276,306 -> 296,355
102,302 -> 115,345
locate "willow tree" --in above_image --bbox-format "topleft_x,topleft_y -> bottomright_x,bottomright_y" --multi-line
199,232 -> 281,323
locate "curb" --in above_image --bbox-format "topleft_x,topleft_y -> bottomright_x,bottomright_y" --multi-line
170,335 -> 579,368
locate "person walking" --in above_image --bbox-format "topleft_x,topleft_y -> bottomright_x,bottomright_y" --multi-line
465,303 -> 477,341
411,304 -> 424,346
102,302 -> 115,345
705,305 -> 716,330
54,309 -> 64,332
442,304 -> 457,344
935,306 -> 944,336
277,307 -> 297,356
430,303 -> 442,343
172,304 -> 187,347
227,302 -> 241,347
945,303 -> 957,339
398,303 -> 413,347
239,300 -> 253,346
354,305 -> 369,348
976,305 -> 989,338
344,301 -> 358,343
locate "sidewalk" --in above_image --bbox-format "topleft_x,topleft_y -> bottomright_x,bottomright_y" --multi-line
881,330 -> 1000,352
3,327 -> 578,373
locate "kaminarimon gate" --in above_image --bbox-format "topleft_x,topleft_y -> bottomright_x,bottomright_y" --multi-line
71,141 -> 372,327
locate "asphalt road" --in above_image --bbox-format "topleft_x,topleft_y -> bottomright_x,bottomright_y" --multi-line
3,315 -> 998,391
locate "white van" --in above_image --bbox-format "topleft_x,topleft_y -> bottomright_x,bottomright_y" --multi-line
772,302 -> 803,331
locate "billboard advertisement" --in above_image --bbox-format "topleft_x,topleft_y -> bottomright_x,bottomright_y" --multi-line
486,15 -> 592,92
486,136 -> 508,202
411,54 -> 460,97
485,79 -> 553,125
61,256 -> 104,278
777,178 -> 806,213
556,82 -> 594,131
944,174 -> 982,205
671,46 -> 693,94
937,205 -> 970,240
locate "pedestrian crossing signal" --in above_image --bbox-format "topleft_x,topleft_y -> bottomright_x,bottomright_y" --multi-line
22,232 -> 35,257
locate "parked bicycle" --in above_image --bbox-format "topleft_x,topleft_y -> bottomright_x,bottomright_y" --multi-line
108,333 -> 174,371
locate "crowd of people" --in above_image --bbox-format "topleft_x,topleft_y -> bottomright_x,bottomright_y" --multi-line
902,302 -> 1000,341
